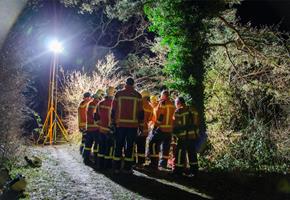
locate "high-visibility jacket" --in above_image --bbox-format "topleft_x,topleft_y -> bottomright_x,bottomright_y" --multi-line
86,99 -> 99,131
149,101 -> 158,126
96,96 -> 113,134
140,98 -> 153,136
112,85 -> 143,128
78,99 -> 90,130
174,105 -> 199,139
155,98 -> 175,133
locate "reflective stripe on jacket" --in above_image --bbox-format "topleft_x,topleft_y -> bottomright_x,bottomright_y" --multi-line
155,99 -> 175,133
86,99 -> 99,131
78,100 -> 90,130
174,106 -> 199,139
112,85 -> 143,128
97,97 -> 113,134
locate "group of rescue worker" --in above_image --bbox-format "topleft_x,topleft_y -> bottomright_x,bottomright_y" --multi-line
78,77 -> 200,177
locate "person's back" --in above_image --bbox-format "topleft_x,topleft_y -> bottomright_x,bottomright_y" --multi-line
98,97 -> 114,133
111,78 -> 144,174
77,92 -> 91,154
112,85 -> 143,128
78,99 -> 90,130
172,97 -> 199,176
86,98 -> 99,132
156,98 -> 175,133
147,90 -> 175,170
136,90 -> 154,166
96,86 -> 115,170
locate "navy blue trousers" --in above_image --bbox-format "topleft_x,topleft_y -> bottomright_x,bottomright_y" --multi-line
147,130 -> 172,168
113,127 -> 137,170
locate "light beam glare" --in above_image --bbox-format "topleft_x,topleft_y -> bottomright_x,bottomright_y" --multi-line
49,39 -> 64,54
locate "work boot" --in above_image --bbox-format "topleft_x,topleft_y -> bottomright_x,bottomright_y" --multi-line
158,166 -> 171,172
113,169 -> 121,175
83,159 -> 93,166
122,168 -> 134,175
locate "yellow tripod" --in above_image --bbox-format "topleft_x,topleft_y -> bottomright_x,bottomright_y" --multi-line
37,53 -> 69,145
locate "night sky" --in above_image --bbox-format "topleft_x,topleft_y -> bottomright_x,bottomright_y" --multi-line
238,0 -> 290,32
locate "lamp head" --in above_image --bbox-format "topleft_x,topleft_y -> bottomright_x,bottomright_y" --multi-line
49,39 -> 63,54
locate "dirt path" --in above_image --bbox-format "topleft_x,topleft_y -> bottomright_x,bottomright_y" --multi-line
4,145 -> 289,200
15,145 -> 212,200
27,145 -> 148,200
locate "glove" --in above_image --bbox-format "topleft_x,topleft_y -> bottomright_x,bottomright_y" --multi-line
108,123 -> 116,136
138,125 -> 144,136
152,127 -> 160,135
79,128 -> 86,133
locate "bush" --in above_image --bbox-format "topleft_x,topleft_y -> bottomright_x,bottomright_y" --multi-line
0,54 -> 27,169
58,53 -> 163,143
202,12 -> 290,173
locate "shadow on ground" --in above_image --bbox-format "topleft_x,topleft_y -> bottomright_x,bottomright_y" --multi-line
101,170 -> 207,200
98,167 -> 290,200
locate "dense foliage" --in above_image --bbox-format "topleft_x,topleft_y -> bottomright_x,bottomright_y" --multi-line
204,11 -> 290,171
144,0 -> 289,172
0,46 -> 27,168
59,50 -> 165,140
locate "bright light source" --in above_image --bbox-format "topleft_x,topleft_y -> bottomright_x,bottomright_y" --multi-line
49,39 -> 64,53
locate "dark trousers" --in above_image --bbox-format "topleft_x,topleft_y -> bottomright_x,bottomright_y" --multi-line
83,131 -> 99,162
98,133 -> 114,169
147,130 -> 172,168
135,135 -> 147,164
113,127 -> 137,170
80,131 -> 86,154
174,138 -> 198,174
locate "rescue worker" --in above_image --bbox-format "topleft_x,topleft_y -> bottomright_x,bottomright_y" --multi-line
150,95 -> 159,108
96,86 -> 115,170
78,92 -> 91,154
135,90 -> 154,168
147,90 -> 175,170
172,97 -> 199,177
83,89 -> 104,165
149,95 -> 158,127
111,78 -> 144,174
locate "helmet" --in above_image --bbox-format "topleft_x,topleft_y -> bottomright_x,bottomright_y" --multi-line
140,90 -> 150,98
83,92 -> 91,98
150,95 -> 158,103
175,97 -> 185,105
161,90 -> 169,99
106,86 -> 115,97
93,89 -> 105,99
126,77 -> 134,86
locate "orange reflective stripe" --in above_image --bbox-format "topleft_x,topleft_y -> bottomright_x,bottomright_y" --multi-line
160,125 -> 172,128
87,124 -> 99,128
177,149 -> 182,166
119,119 -> 138,123
113,157 -> 121,161
79,104 -> 87,108
144,108 -> 152,113
161,156 -> 169,159
124,157 -> 134,161
99,105 -> 111,110
99,126 -> 110,132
